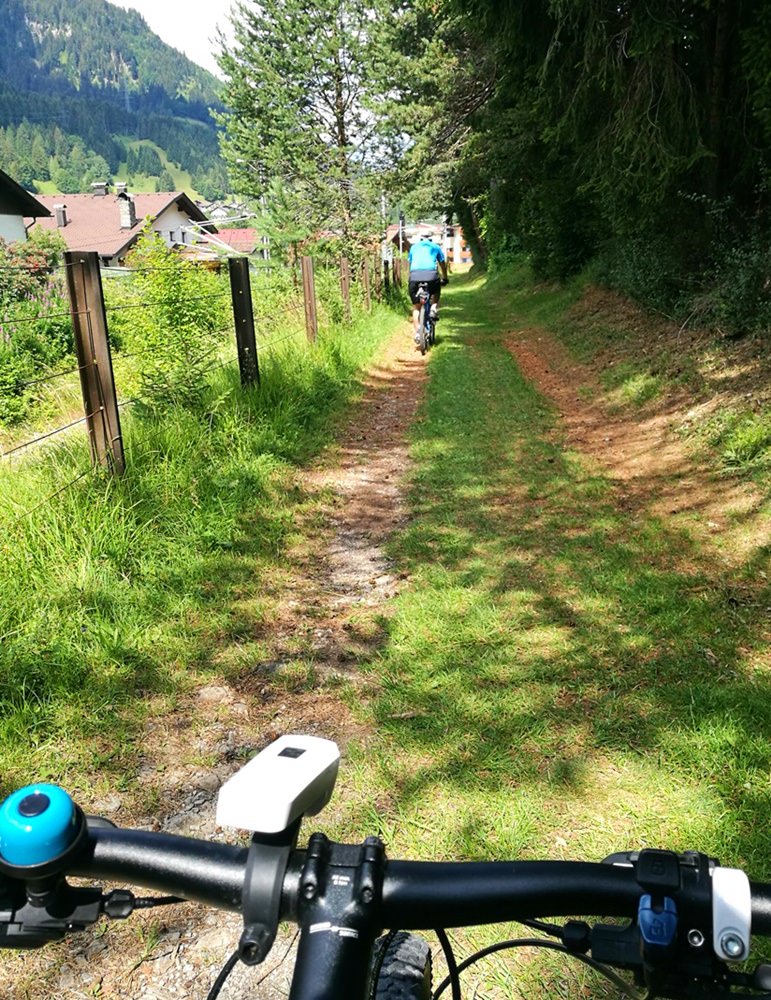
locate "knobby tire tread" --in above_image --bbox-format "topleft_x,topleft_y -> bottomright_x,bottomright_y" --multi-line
373,931 -> 432,1000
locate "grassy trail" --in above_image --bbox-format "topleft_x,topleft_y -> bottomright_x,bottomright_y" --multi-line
341,272 -> 771,996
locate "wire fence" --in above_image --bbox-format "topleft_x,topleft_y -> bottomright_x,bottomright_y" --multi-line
1,411 -> 93,461
5,466 -> 95,529
0,247 -> 396,523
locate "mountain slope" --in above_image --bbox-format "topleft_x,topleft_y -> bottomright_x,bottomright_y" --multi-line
0,0 -> 228,198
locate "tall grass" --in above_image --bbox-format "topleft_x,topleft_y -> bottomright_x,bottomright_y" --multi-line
0,299 -> 400,794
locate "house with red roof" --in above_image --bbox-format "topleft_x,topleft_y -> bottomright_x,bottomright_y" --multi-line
27,185 -> 216,267
0,167 -> 51,242
386,221 -> 473,267
210,228 -> 264,256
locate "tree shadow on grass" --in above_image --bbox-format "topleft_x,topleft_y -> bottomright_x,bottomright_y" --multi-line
369,277 -> 771,868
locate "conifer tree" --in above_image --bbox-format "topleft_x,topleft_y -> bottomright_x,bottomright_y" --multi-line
217,0 -> 385,252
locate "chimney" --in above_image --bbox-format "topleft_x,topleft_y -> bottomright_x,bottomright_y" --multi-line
118,191 -> 136,229
91,181 -> 109,197
115,181 -> 127,196
54,204 -> 68,228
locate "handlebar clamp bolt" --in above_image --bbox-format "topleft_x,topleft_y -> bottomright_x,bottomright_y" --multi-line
687,929 -> 705,949
720,933 -> 746,960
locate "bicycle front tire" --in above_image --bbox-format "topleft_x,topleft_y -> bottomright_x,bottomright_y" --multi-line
372,932 -> 432,1000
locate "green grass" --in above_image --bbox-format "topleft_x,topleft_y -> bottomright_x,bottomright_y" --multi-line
117,138 -> 199,195
332,272 -> 771,997
690,407 -> 771,473
35,139 -> 200,197
600,364 -> 664,408
0,299 -> 401,795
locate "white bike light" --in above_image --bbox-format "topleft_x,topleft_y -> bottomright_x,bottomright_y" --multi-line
216,734 -> 340,835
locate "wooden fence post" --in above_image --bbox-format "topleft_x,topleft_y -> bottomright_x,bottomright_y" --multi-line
383,259 -> 391,294
392,257 -> 402,287
228,257 -> 260,386
64,251 -> 125,475
301,256 -> 318,343
340,256 -> 352,323
373,256 -> 382,300
361,258 -> 372,312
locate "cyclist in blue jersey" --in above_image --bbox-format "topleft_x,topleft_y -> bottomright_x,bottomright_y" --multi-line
407,234 -> 449,344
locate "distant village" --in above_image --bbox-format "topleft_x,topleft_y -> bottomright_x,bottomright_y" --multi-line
0,168 -> 471,270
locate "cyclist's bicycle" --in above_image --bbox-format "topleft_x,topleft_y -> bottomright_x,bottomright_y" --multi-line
415,282 -> 436,356
415,275 -> 448,355
2,733 -> 771,1000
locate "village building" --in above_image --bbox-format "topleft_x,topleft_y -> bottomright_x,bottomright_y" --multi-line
0,167 -> 51,241
207,228 -> 268,258
386,221 -> 473,267
27,185 -> 216,267
195,199 -> 254,225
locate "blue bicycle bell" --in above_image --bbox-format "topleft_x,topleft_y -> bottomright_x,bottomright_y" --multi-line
0,784 -> 78,867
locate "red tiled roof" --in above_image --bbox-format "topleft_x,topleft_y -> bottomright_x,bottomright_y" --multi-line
27,191 -> 212,258
212,228 -> 260,253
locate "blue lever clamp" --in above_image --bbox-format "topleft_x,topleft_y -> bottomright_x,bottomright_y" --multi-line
638,894 -> 678,949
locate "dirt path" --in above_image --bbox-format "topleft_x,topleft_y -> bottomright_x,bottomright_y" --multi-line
3,321 -> 427,1000
505,328 -> 771,567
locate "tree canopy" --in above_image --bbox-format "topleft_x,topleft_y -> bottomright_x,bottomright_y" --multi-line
373,0 -> 769,325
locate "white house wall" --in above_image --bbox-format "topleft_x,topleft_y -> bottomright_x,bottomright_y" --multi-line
152,204 -> 204,246
0,214 -> 27,242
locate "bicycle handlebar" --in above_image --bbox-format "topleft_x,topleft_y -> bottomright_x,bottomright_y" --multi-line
5,810 -> 771,999
72,826 -> 249,911
52,824 -> 771,933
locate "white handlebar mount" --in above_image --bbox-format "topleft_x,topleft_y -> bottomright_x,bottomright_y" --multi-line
712,867 -> 751,963
216,734 -> 340,835
216,735 -> 340,966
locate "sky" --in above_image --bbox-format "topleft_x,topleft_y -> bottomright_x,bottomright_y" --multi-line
110,0 -> 235,77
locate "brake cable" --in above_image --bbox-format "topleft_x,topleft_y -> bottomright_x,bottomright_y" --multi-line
432,938 -> 646,1000
369,930 -> 399,997
434,928 -> 461,1000
206,949 -> 239,1000
206,930 -> 300,1000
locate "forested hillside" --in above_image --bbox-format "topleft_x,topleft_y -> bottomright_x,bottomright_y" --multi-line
0,0 -> 228,197
381,0 -> 770,334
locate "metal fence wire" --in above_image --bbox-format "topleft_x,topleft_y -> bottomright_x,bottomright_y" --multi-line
1,249 -> 387,520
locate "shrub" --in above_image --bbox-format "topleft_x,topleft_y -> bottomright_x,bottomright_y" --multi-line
0,229 -> 72,425
518,178 -> 599,281
721,412 -> 771,469
701,235 -> 771,336
109,230 -> 230,409
590,234 -> 686,315
0,349 -> 35,424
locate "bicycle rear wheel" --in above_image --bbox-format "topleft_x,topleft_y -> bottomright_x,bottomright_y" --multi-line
417,315 -> 427,355
372,932 -> 432,1000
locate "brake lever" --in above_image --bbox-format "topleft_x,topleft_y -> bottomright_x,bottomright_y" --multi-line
0,875 -> 104,949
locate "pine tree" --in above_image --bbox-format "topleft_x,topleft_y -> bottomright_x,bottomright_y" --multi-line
216,0 -> 385,252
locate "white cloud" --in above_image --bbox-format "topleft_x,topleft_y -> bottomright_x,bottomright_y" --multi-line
110,0 -> 235,77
